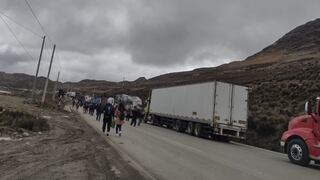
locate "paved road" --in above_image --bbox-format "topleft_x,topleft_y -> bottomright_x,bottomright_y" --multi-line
79,111 -> 320,180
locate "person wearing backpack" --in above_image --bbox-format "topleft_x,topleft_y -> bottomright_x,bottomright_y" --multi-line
96,102 -> 105,121
131,106 -> 139,127
115,103 -> 125,136
102,101 -> 114,136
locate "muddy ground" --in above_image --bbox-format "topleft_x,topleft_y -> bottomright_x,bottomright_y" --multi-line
0,95 -> 145,180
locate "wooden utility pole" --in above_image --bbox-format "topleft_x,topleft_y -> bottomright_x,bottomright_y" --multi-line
31,36 -> 45,102
122,74 -> 125,92
52,71 -> 60,101
42,44 -> 56,104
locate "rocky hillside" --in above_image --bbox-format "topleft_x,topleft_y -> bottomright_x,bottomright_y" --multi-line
65,18 -> 320,151
0,72 -> 57,90
1,18 -> 320,151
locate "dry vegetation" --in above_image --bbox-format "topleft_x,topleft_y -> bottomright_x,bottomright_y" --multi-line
0,108 -> 49,137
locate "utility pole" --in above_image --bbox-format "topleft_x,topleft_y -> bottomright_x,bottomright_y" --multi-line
122,74 -> 125,92
31,36 -> 45,102
52,71 -> 60,101
42,44 -> 56,104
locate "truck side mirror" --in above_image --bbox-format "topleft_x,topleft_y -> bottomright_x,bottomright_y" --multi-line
305,101 -> 312,115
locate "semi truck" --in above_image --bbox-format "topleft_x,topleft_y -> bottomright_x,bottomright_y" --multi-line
280,98 -> 320,166
147,81 -> 248,140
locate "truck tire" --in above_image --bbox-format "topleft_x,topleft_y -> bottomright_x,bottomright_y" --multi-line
187,122 -> 194,135
287,138 -> 310,166
150,115 -> 156,125
174,120 -> 183,132
194,123 -> 202,137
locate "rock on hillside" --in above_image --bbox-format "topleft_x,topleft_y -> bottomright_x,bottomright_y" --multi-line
134,77 -> 147,82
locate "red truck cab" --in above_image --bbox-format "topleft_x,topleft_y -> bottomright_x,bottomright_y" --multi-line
280,98 -> 320,166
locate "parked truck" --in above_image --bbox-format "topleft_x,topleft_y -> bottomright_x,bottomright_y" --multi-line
280,98 -> 320,166
146,81 -> 248,140
116,94 -> 142,110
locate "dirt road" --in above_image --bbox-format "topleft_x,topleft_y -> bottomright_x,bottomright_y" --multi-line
0,95 -> 146,180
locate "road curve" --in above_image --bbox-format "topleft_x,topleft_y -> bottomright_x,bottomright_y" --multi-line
80,111 -> 320,180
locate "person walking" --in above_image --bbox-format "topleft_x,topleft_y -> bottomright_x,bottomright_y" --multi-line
76,99 -> 80,110
137,106 -> 143,126
130,106 -> 139,127
115,103 -> 125,136
102,101 -> 114,136
83,102 -> 88,113
72,98 -> 76,107
96,103 -> 102,121
89,102 -> 95,116
124,110 -> 129,121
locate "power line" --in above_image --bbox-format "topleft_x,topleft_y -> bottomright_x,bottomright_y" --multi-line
55,50 -> 63,70
24,0 -> 64,79
0,14 -> 35,60
43,41 -> 53,60
0,11 -> 42,38
44,41 -> 62,74
24,0 -> 54,43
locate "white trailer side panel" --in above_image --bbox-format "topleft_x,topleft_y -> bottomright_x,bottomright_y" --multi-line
150,82 -> 215,122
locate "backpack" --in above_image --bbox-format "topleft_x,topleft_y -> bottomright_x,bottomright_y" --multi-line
105,104 -> 113,116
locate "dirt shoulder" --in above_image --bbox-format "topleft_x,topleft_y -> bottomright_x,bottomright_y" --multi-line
0,95 -> 146,180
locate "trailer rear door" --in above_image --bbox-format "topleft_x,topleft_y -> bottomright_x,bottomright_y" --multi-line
214,82 -> 231,125
231,85 -> 248,128
214,82 -> 248,128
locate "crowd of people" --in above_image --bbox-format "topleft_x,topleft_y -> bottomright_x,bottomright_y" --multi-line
72,95 -> 144,137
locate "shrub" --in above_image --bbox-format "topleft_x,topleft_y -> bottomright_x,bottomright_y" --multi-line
0,110 -> 49,132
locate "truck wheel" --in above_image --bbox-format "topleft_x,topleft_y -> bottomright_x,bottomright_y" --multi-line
174,120 -> 183,132
287,139 -> 310,166
150,115 -> 156,125
187,122 -> 194,135
194,123 -> 202,137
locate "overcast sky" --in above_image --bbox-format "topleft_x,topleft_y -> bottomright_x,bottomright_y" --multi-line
0,0 -> 319,82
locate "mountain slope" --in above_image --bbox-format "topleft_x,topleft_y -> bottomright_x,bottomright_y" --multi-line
71,18 -> 320,151
2,18 -> 320,151
0,72 -> 55,90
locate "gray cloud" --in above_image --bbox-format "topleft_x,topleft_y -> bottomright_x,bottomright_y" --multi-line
0,0 -> 320,82
0,46 -> 29,66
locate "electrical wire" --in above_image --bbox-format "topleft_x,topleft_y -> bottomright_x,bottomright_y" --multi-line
0,14 -> 35,60
24,0 -> 64,78
55,50 -> 63,70
0,11 -> 42,39
43,41 -> 53,60
44,41 -> 62,73
24,0 -> 54,43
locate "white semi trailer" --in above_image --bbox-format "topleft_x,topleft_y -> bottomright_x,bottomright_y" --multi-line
148,81 -> 248,139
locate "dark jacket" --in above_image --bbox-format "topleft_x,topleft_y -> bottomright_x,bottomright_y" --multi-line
103,103 -> 114,118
